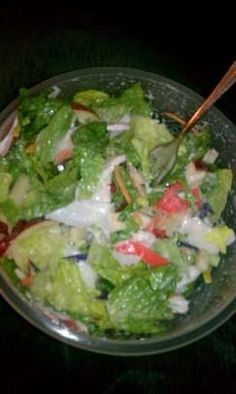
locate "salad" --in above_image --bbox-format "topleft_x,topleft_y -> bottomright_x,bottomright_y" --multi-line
0,83 -> 235,336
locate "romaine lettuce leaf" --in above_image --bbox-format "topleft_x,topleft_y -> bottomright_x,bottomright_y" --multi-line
131,116 -> 173,176
0,199 -> 20,224
0,159 -> 77,222
72,121 -> 108,155
83,83 -> 151,122
21,167 -> 77,219
5,221 -> 78,272
202,169 -> 232,220
2,140 -> 34,181
106,127 -> 141,167
75,149 -> 104,200
9,174 -> 31,205
0,172 -> 13,202
73,89 -> 109,107
154,238 -> 184,263
31,258 -> 107,320
35,104 -> 73,165
148,264 -> 179,292
0,258 -> 27,294
88,241 -> 146,286
205,225 -> 235,253
18,88 -> 63,141
107,276 -> 173,334
18,89 -> 62,142
166,126 -> 212,183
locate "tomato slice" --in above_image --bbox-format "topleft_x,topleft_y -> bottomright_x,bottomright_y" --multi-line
154,182 -> 189,213
115,241 -> 168,267
191,187 -> 203,208
145,217 -> 167,239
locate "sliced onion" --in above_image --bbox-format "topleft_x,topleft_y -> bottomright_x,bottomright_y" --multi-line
203,149 -> 219,164
169,295 -> 189,314
128,163 -> 146,197
53,126 -> 75,164
78,261 -> 97,289
132,230 -> 156,247
112,250 -> 141,265
176,266 -> 200,293
46,200 -> 112,230
185,161 -> 206,187
93,155 -> 126,203
107,123 -> 130,137
0,115 -> 18,157
48,86 -> 61,98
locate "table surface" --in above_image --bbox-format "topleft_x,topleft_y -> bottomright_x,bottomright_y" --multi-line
0,8 -> 235,393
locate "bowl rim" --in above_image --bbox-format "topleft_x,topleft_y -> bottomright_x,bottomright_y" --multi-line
0,66 -> 236,356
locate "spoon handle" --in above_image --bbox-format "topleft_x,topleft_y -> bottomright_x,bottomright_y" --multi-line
179,59 -> 236,138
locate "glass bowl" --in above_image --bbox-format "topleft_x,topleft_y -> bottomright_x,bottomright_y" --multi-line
0,67 -> 236,356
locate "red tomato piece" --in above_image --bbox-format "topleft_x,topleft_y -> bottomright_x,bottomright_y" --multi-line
115,240 -> 168,267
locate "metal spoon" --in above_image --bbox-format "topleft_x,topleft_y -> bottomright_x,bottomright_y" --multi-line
149,59 -> 236,184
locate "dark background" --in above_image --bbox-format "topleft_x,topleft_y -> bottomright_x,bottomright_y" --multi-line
0,6 -> 236,393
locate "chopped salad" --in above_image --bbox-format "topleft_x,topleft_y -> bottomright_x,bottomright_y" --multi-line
0,83 -> 235,336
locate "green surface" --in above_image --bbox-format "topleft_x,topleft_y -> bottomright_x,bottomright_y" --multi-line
0,17 -> 236,393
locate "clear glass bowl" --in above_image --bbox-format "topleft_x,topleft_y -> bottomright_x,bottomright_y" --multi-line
0,67 -> 236,356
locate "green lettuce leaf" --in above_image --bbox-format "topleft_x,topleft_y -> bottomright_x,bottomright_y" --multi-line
88,241 -> 146,286
0,172 -> 13,202
31,258 -> 107,320
0,199 -> 20,224
85,83 -> 151,122
72,121 -> 108,155
202,169 -> 233,220
166,126 -> 212,183
0,157 -> 77,221
0,258 -> 27,294
148,264 -> 179,292
75,150 -> 104,200
106,127 -> 141,167
73,89 -> 109,107
1,140 -> 34,181
154,239 -> 186,269
35,104 -> 73,165
5,221 -> 75,272
131,116 -> 173,176
20,167 -> 77,219
107,276 -> 173,334
18,88 -> 63,142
